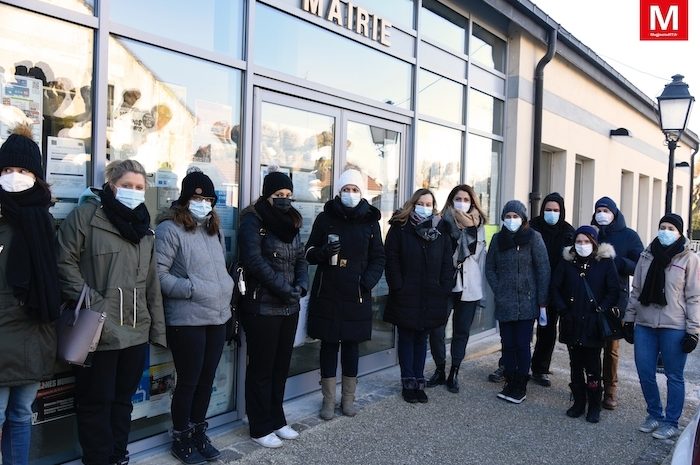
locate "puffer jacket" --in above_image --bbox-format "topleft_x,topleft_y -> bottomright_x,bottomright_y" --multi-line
155,211 -> 233,326
551,244 -> 620,348
57,197 -> 167,350
625,239 -> 700,334
237,204 -> 308,317
0,219 -> 56,386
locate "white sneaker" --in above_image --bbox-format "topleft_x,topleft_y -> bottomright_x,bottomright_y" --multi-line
274,425 -> 300,440
252,433 -> 283,448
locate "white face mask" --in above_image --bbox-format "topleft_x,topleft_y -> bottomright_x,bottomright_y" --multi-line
189,199 -> 212,220
453,201 -> 471,213
0,171 -> 35,193
575,243 -> 593,257
340,191 -> 361,208
595,211 -> 614,226
414,205 -> 432,219
503,218 -> 522,232
115,187 -> 145,209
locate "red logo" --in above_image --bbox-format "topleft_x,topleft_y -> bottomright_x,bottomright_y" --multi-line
640,0 -> 688,40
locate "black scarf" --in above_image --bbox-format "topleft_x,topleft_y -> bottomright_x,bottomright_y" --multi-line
639,237 -> 685,306
497,225 -> 533,251
254,199 -> 299,243
99,184 -> 152,243
0,185 -> 60,322
413,215 -> 441,242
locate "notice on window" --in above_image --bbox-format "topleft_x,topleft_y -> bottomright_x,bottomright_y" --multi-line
31,372 -> 76,425
0,74 -> 43,145
46,136 -> 88,218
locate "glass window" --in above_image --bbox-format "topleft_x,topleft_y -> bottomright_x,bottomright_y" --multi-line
420,1 -> 466,53
418,69 -> 463,124
36,0 -> 94,14
468,89 -> 504,136
415,121 -> 462,208
369,0 -> 415,29
0,4 -> 93,222
111,0 -> 245,59
466,133 -> 501,224
255,4 -> 412,109
470,23 -> 506,73
419,41 -> 467,80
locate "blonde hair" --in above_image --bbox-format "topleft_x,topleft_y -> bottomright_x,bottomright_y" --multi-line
105,159 -> 147,185
390,188 -> 437,225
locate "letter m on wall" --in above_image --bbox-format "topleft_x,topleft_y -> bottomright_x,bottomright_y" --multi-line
640,0 -> 688,40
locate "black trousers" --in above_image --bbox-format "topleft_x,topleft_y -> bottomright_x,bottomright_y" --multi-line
167,324 -> 226,431
531,306 -> 559,375
319,340 -> 359,378
74,343 -> 147,465
568,345 -> 602,385
241,312 -> 298,439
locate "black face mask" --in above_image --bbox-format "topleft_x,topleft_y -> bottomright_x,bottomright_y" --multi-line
272,197 -> 292,212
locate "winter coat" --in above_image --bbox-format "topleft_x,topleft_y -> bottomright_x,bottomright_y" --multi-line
306,197 -> 385,342
57,198 -> 167,351
592,211 -> 643,311
0,219 -> 56,386
383,217 -> 454,331
551,244 -> 620,348
237,204 -> 308,317
485,227 -> 550,322
155,212 -> 233,326
530,193 -> 575,273
625,239 -> 700,334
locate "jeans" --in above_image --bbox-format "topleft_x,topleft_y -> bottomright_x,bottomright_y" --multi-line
500,319 -> 535,376
0,383 -> 40,465
319,341 -> 360,378
397,327 -> 429,381
634,325 -> 688,428
531,306 -> 559,375
567,346 -> 602,385
429,297 -> 477,368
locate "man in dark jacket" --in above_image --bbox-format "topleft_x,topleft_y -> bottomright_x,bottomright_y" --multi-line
529,192 -> 575,387
591,196 -> 643,410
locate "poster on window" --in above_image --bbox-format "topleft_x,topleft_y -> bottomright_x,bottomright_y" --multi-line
46,136 -> 88,219
0,74 -> 43,146
205,346 -> 235,417
31,372 -> 76,425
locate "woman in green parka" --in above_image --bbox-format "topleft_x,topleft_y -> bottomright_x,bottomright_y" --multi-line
57,159 -> 166,465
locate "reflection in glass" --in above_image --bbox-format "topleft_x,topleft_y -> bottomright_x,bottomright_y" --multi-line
369,0 -> 415,29
418,69 -> 463,124
468,89 -> 504,136
255,4 -> 412,109
415,121 -> 462,208
37,0 -> 94,14
111,0 -> 244,59
420,3 -> 466,53
470,23 -> 507,73
466,134 -> 501,224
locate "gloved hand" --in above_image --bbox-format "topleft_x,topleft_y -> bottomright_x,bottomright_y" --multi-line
322,241 -> 341,258
287,285 -> 302,304
622,322 -> 634,344
681,333 -> 699,353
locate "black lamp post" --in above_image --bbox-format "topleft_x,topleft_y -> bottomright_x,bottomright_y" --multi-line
657,74 -> 695,214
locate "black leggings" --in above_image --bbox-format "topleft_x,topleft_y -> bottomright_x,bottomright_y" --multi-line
320,341 -> 359,378
167,325 -> 226,431
568,345 -> 602,385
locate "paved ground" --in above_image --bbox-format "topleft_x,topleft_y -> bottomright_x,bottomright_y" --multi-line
133,333 -> 700,465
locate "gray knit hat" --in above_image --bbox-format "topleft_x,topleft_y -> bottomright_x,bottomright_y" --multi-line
501,200 -> 528,221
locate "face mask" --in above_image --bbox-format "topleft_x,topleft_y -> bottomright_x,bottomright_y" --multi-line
115,187 -> 145,209
0,171 -> 35,193
595,211 -> 614,226
658,229 -> 680,246
454,201 -> 471,213
189,199 -> 212,220
503,218 -> 522,232
340,191 -> 361,208
414,205 -> 432,219
543,211 -> 560,225
575,243 -> 593,257
272,197 -> 292,212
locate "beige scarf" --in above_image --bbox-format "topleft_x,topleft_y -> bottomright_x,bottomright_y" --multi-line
453,209 -> 481,229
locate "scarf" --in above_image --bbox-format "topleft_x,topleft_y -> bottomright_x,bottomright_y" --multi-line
497,224 -> 533,251
254,199 -> 300,243
453,209 -> 481,229
444,208 -> 480,261
0,185 -> 60,322
639,237 -> 685,306
412,214 -> 441,242
99,184 -> 152,243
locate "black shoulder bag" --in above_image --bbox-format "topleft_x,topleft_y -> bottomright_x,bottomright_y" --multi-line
581,274 -> 622,339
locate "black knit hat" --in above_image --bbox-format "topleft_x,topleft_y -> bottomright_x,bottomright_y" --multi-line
0,124 -> 44,180
263,171 -> 293,198
659,213 -> 684,233
177,169 -> 217,206
575,225 -> 599,244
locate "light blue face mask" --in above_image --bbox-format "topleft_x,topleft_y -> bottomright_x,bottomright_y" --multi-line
414,205 -> 432,219
189,199 -> 213,220
115,187 -> 145,210
340,191 -> 361,208
658,229 -> 680,246
543,211 -> 560,225
503,218 -> 522,232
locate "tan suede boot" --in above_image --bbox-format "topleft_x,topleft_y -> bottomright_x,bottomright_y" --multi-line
319,377 -> 336,420
341,376 -> 358,417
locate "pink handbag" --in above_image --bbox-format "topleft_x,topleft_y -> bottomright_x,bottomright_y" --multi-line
56,284 -> 106,366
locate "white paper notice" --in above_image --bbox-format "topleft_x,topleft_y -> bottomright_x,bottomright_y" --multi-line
46,136 -> 87,199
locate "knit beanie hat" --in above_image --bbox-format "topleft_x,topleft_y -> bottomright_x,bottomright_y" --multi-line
575,225 -> 599,244
177,168 -> 217,206
0,124 -> 44,180
595,196 -> 619,216
262,170 -> 293,198
501,200 -> 528,222
659,213 -> 684,233
337,169 -> 365,195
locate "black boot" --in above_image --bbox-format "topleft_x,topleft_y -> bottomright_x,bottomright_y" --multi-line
586,380 -> 603,423
505,374 -> 527,404
192,421 -> 221,461
566,383 -> 587,418
445,366 -> 460,393
401,378 -> 418,403
171,427 -> 207,465
426,364 -> 446,387
414,378 -> 429,403
497,372 -> 515,400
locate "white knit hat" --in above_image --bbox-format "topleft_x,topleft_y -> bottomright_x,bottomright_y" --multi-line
337,169 -> 366,195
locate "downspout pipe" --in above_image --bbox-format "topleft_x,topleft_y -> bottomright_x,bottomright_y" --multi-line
689,144 -> 699,239
530,27 -> 558,216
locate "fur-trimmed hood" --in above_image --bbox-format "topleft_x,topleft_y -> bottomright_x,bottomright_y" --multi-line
562,242 -> 616,262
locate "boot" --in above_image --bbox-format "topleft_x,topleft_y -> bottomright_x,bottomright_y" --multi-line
341,375 -> 358,417
586,380 -> 603,423
602,385 -> 618,410
402,378 -> 418,403
171,427 -> 207,465
192,421 -> 220,461
566,383 -> 587,418
319,377 -> 336,420
426,364 -> 446,387
505,374 -> 527,404
415,378 -> 428,403
497,372 -> 515,400
445,366 -> 460,393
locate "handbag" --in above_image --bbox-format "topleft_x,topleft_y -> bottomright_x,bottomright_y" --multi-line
225,263 -> 246,346
56,284 -> 106,366
581,275 -> 620,339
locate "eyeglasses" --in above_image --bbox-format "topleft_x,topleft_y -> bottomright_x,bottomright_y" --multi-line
191,195 -> 215,203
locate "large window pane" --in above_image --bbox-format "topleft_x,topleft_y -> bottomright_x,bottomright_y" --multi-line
420,1 -> 466,53
466,134 -> 501,224
370,0 -> 415,29
255,4 -> 412,109
418,69 -> 463,124
36,0 -> 94,14
415,121 -> 462,208
470,23 -> 506,73
111,0 -> 244,59
468,89 -> 504,136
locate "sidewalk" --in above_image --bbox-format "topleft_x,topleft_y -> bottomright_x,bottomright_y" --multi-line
133,334 -> 700,465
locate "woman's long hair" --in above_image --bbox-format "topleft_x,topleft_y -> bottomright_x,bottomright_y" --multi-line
440,184 -> 487,222
171,202 -> 221,235
390,188 -> 437,225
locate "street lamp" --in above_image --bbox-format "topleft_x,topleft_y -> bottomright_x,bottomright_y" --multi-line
658,74 -> 695,214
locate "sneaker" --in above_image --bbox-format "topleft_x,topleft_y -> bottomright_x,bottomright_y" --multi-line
504,388 -> 527,404
252,433 -> 283,448
274,425 -> 299,440
414,389 -> 428,403
531,373 -> 551,387
652,425 -> 677,440
638,418 -> 660,433
497,382 -> 513,400
488,366 -> 505,383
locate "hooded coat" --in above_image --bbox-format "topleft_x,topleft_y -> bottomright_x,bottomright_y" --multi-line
530,192 -> 575,273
